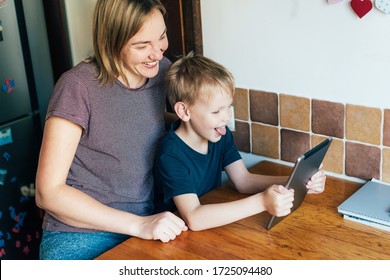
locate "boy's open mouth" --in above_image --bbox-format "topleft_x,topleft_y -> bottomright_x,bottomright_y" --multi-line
215,126 -> 226,136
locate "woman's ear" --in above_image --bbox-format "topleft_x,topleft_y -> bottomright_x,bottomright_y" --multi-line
174,102 -> 190,122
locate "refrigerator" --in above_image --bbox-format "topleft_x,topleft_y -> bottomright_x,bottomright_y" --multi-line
0,0 -> 47,259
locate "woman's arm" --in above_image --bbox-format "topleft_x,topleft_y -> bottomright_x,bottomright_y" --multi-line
36,117 -> 186,242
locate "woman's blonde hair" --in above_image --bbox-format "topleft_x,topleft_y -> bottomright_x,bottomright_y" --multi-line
89,0 -> 166,86
166,52 -> 235,107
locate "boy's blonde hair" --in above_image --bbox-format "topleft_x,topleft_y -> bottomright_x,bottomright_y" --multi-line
166,52 -> 235,107
89,0 -> 166,86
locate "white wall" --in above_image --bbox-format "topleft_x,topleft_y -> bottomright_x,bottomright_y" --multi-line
200,0 -> 390,109
64,0 -> 97,66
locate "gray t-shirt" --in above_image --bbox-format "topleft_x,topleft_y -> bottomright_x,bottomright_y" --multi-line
42,58 -> 170,232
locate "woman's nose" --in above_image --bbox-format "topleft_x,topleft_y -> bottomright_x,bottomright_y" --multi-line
150,44 -> 164,61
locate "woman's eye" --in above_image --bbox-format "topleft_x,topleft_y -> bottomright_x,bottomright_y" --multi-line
160,30 -> 167,40
136,45 -> 147,50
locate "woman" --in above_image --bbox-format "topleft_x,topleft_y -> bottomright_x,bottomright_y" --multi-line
35,0 -> 187,260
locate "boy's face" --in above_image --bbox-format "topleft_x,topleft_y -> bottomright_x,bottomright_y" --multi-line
187,88 -> 233,143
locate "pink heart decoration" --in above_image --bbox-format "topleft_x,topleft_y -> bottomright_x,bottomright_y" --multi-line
328,0 -> 344,4
350,0 -> 373,18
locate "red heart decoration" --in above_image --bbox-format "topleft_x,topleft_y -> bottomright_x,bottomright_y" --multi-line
350,0 -> 373,18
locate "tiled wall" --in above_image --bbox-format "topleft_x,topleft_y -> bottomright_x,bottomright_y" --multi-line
231,88 -> 390,183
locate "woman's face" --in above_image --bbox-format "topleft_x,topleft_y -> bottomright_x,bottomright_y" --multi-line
120,8 -> 168,88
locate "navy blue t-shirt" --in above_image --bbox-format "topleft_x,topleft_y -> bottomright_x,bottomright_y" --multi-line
153,120 -> 241,213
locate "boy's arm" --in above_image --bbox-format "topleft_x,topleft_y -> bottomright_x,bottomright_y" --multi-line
225,160 -> 288,194
225,160 -> 326,195
174,186 -> 293,231
174,193 -> 263,231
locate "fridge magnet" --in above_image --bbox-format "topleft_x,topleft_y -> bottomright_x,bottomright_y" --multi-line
328,0 -> 344,4
22,245 -> 30,255
0,169 -> 7,186
0,127 -> 13,146
8,206 -> 16,220
351,0 -> 373,18
0,0 -> 7,9
3,152 -> 11,161
375,0 -> 390,14
2,78 -> 15,93
20,183 -> 35,198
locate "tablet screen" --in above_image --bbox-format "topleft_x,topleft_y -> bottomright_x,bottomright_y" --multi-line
266,137 -> 333,230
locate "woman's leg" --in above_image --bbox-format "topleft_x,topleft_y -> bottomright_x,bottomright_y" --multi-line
39,230 -> 129,260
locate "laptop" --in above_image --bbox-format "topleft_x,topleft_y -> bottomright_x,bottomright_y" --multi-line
266,137 -> 333,230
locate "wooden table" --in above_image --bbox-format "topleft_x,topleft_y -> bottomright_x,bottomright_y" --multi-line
96,161 -> 390,260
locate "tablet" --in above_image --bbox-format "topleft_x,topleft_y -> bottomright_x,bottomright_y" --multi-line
266,137 -> 333,230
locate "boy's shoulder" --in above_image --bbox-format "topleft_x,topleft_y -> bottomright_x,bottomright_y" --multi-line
158,124 -> 182,153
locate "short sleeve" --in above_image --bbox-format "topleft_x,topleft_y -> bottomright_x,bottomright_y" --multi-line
46,70 -> 90,132
155,153 -> 196,203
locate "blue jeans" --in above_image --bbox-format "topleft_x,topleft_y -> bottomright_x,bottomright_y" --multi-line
39,230 -> 129,260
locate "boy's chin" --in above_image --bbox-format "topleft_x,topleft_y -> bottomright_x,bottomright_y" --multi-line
209,136 -> 222,143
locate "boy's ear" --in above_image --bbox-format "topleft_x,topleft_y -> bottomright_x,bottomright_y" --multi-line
174,102 -> 190,122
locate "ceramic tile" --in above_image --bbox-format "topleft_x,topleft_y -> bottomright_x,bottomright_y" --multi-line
233,88 -> 249,121
249,90 -> 278,125
280,129 -> 310,163
280,94 -> 310,132
251,123 -> 279,159
312,99 -> 344,139
382,148 -> 390,183
312,135 -> 344,174
346,104 -> 381,145
383,109 -> 390,147
345,142 -> 380,180
231,121 -> 250,153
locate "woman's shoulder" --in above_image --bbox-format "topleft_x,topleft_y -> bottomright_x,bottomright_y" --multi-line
159,57 -> 172,74
56,60 -> 95,82
160,56 -> 172,68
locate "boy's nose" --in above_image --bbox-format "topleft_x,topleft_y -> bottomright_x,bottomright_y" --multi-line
224,108 -> 232,123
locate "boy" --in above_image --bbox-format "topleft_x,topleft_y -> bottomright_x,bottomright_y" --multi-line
154,53 -> 326,231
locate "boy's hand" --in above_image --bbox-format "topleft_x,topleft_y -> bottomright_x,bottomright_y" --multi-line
263,185 -> 294,217
137,212 -> 188,243
306,164 -> 326,194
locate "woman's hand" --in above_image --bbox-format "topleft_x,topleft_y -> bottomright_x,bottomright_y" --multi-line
136,212 -> 188,243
